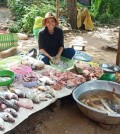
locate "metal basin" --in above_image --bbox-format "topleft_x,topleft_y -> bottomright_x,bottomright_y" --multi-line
99,63 -> 120,73
72,80 -> 120,124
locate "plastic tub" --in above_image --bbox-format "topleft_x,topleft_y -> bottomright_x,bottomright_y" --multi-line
0,70 -> 15,86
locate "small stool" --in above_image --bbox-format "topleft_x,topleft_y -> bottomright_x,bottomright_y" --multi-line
72,44 -> 85,51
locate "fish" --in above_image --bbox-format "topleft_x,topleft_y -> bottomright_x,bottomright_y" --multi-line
0,112 -> 15,123
0,91 -> 19,100
4,108 -> 18,118
0,96 -> 19,111
9,87 -> 26,98
97,95 -> 117,115
86,98 -> 109,114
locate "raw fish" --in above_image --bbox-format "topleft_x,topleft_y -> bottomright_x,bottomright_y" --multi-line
4,108 -> 18,117
0,96 -> 19,111
0,112 -> 15,123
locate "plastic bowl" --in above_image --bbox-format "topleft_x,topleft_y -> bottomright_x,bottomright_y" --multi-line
99,73 -> 116,81
99,63 -> 120,73
50,56 -> 74,72
23,81 -> 38,88
0,70 -> 15,86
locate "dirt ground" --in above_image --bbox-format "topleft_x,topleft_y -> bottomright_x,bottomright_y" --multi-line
1,6 -> 120,134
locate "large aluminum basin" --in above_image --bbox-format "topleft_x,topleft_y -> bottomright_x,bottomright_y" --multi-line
72,80 -> 120,124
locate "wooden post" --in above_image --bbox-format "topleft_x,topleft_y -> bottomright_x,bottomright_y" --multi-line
56,0 -> 59,19
116,28 -> 120,66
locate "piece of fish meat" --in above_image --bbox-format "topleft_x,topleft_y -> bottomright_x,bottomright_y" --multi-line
18,98 -> 34,109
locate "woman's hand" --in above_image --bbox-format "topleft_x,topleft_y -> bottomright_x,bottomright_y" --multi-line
55,54 -> 61,62
50,57 -> 56,64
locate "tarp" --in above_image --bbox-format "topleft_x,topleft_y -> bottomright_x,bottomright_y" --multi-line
77,0 -> 91,6
77,8 -> 94,31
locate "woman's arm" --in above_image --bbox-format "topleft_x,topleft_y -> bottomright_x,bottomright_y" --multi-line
40,49 -> 55,63
56,47 -> 63,60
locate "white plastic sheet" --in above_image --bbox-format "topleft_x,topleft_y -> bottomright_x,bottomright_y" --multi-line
2,66 -> 75,134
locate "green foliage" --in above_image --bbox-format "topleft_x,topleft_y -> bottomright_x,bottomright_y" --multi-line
0,0 -> 7,6
8,25 -> 19,33
98,13 -> 114,24
90,0 -> 102,19
21,4 -> 54,33
90,0 -> 120,24
7,0 -> 55,34
7,0 -> 26,20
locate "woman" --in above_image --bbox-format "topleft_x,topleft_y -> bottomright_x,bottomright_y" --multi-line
38,12 -> 75,65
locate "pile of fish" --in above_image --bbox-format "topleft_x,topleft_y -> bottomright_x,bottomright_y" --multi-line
0,85 -> 55,131
80,88 -> 120,115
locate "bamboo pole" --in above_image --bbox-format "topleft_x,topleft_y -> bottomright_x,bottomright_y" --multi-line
116,28 -> 120,66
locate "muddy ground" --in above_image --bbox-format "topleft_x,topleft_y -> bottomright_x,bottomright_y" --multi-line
0,6 -> 120,134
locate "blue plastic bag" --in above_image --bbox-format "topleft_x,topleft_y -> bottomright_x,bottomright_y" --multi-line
73,51 -> 92,62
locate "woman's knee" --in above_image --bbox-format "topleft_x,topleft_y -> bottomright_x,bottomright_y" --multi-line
41,56 -> 50,65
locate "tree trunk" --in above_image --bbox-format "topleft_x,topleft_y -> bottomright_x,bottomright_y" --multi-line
116,28 -> 120,66
56,0 -> 59,19
66,0 -> 77,29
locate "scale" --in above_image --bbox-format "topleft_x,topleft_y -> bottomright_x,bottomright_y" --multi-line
99,63 -> 120,81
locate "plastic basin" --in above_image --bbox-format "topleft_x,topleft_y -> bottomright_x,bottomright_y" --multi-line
0,70 -> 15,86
50,56 -> 74,72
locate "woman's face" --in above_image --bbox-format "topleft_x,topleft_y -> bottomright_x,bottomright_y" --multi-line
45,17 -> 56,32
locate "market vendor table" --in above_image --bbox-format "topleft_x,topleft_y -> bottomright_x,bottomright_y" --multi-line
1,66 -> 75,134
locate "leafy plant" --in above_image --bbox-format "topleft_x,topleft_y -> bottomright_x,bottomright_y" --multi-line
21,3 -> 55,33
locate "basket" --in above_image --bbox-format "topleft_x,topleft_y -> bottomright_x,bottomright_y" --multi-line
0,33 -> 18,51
